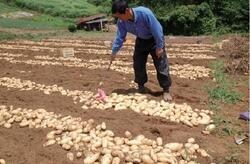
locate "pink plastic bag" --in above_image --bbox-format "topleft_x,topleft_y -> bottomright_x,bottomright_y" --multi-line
96,88 -> 107,102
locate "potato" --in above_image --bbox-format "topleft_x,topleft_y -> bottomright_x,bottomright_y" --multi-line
43,140 -> 56,147
150,150 -> 158,162
111,150 -> 124,159
156,137 -> 163,146
67,152 -> 74,161
164,143 -> 183,151
0,159 -> 6,164
125,131 -> 132,139
187,138 -> 195,144
198,149 -> 209,157
101,154 -> 112,164
84,153 -> 100,164
76,152 -> 82,158
3,123 -> 11,128
111,157 -> 120,164
141,155 -> 154,164
205,124 -> 215,131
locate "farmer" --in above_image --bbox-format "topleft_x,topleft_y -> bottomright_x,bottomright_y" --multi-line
109,0 -> 172,101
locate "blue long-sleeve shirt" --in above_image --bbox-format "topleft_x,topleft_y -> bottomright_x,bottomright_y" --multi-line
112,6 -> 164,55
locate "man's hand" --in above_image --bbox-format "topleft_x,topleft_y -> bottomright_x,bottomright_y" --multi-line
156,48 -> 164,58
108,54 -> 116,70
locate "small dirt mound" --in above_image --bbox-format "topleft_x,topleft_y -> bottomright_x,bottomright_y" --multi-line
221,37 -> 249,74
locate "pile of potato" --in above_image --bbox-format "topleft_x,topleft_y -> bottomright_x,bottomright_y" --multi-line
0,105 -> 212,163
128,81 -> 137,88
168,53 -> 216,59
1,56 -> 63,66
0,77 -> 216,129
168,44 -> 214,48
90,93 -> 214,127
122,43 -> 215,50
0,53 -> 110,70
168,48 -> 214,53
169,64 -> 211,80
0,77 -> 94,100
0,44 -> 55,52
43,39 -> 104,45
34,56 -> 132,67
76,49 -> 129,56
32,55 -> 211,80
15,40 -> 107,49
0,53 -> 27,58
0,53 -> 211,80
34,55 -> 82,62
3,40 -> 216,56
75,48 -> 216,60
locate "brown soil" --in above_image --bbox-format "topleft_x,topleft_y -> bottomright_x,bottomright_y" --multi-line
0,36 -> 248,164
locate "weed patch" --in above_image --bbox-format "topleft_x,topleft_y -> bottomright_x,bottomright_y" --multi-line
207,61 -> 241,104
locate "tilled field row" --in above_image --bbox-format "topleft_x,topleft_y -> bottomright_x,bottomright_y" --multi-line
0,44 -> 216,59
0,105 -> 212,164
0,77 -> 216,132
4,41 -> 108,49
121,45 -> 215,51
3,44 -> 215,53
0,53 -> 211,80
0,44 -> 216,58
77,49 -> 216,59
0,44 -> 56,52
4,40 -> 216,49
43,39 -> 217,48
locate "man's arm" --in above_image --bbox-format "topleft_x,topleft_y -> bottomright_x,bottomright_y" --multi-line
112,21 -> 127,55
108,21 -> 127,69
145,10 -> 165,50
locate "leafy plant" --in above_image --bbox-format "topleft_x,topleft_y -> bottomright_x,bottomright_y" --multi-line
68,24 -> 77,32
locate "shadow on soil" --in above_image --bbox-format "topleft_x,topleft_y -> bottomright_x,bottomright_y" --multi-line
112,87 -> 163,97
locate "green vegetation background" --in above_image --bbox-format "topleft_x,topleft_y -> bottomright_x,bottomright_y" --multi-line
0,0 -> 248,35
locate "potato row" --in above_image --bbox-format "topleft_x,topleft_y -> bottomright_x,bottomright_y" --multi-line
0,43 -> 216,60
0,105 -> 213,164
0,77 -> 216,134
0,53 -> 211,80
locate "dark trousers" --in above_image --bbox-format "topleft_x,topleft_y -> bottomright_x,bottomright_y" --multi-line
133,37 -> 172,91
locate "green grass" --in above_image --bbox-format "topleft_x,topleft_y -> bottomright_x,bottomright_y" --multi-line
0,1 -> 18,14
218,145 -> 240,164
0,31 -> 16,40
0,31 -> 35,41
207,61 -> 241,104
0,30 -> 115,41
212,113 -> 243,137
0,15 -> 72,29
208,86 -> 240,104
13,0 -> 98,18
0,31 -> 63,41
0,1 -> 74,30
208,100 -> 221,111
205,60 -> 243,137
